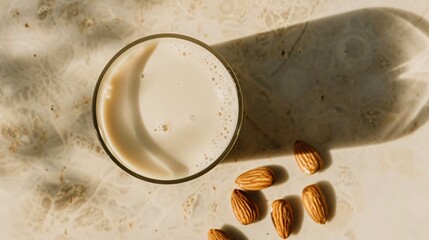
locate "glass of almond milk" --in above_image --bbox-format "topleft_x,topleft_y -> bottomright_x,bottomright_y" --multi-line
92,34 -> 243,184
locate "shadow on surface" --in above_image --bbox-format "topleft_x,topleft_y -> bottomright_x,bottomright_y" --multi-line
221,224 -> 249,240
268,164 -> 288,186
283,195 -> 304,235
0,2 -> 135,159
317,180 -> 336,222
246,190 -> 268,222
213,8 -> 429,162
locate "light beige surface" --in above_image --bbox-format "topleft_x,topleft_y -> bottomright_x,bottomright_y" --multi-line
1,0 -> 429,239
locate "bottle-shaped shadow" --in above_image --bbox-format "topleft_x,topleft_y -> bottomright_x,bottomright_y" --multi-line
213,8 -> 429,162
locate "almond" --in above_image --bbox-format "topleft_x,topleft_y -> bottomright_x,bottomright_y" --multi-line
235,166 -> 275,191
271,199 -> 293,239
302,184 -> 328,224
231,189 -> 259,225
208,229 -> 232,240
294,140 -> 323,175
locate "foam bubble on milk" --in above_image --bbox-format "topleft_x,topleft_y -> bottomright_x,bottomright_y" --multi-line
97,37 -> 240,180
173,42 -> 239,170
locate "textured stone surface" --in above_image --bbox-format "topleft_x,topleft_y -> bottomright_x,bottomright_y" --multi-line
1,0 -> 429,239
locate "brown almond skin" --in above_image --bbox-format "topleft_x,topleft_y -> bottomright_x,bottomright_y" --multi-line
208,229 -> 232,240
302,184 -> 328,224
294,140 -> 323,175
235,166 -> 275,191
271,199 -> 293,239
231,189 -> 259,225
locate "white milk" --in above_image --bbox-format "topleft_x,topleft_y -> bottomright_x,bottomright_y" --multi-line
95,36 -> 241,181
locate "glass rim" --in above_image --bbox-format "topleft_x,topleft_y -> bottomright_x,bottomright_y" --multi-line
92,33 -> 244,184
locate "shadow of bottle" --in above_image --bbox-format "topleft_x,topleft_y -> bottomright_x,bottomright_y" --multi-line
213,8 -> 429,162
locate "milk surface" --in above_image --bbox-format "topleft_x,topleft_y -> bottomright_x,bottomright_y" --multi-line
96,37 -> 240,181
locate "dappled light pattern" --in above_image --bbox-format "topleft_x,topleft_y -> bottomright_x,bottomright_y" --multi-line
1,1 -> 429,239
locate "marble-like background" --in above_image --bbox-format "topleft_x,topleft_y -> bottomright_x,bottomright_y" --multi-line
1,0 -> 429,239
